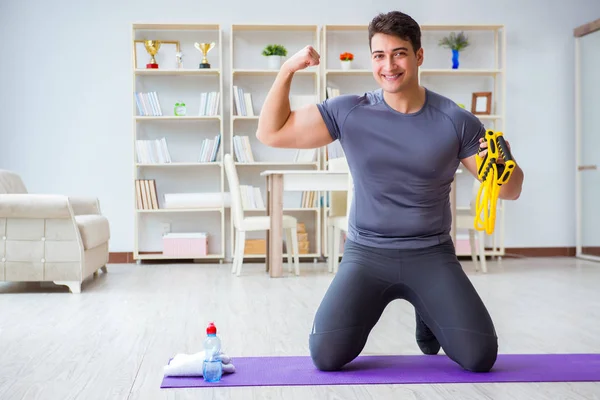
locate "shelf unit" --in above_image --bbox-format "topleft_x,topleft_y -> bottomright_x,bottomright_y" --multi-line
131,23 -> 225,262
319,23 -> 507,259
229,24 -> 323,261
127,22 -> 506,265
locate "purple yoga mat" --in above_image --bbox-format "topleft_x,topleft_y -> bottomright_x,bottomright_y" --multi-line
160,353 -> 600,388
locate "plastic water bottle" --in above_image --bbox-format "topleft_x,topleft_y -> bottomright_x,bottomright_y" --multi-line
202,322 -> 223,382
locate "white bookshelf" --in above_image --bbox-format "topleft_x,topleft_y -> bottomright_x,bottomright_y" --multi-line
229,24 -> 323,261
127,22 -> 506,265
132,23 -> 225,262
320,23 -> 507,259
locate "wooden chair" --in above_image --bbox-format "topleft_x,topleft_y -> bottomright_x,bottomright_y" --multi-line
327,157 -> 352,273
223,154 -> 300,276
456,178 -> 487,272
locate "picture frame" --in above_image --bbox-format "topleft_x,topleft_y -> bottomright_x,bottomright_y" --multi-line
471,92 -> 492,115
133,40 -> 181,69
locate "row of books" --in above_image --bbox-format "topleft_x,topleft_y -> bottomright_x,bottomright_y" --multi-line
135,87 -> 337,118
133,137 -> 324,164
136,138 -> 172,164
199,134 -> 221,163
135,136 -> 222,164
232,86 -> 255,116
135,91 -> 163,116
135,179 -> 159,210
232,135 -> 255,163
326,86 -> 341,99
199,91 -> 220,116
240,185 -> 264,210
240,187 -> 318,210
300,191 -> 318,208
135,181 -> 321,212
232,136 -> 317,164
134,91 -> 220,117
326,141 -> 344,160
294,149 -> 317,163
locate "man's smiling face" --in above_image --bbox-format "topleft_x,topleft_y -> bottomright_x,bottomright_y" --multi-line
370,32 -> 424,94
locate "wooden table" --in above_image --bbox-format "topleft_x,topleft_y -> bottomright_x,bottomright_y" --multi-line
261,170 -> 349,278
261,169 -> 460,278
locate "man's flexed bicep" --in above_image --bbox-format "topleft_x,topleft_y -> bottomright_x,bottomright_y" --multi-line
256,45 -> 334,149
256,103 -> 334,149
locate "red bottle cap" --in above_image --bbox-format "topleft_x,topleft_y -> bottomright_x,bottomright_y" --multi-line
207,322 -> 217,335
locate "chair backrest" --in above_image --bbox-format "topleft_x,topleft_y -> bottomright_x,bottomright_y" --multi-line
223,154 -> 244,229
328,157 -> 349,217
0,170 -> 28,194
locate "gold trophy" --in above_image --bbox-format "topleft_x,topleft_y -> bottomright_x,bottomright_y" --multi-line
194,42 -> 215,69
144,40 -> 161,69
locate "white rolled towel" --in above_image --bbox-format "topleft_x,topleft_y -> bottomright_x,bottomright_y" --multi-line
163,350 -> 236,377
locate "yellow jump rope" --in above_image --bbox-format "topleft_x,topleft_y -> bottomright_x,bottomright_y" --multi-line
474,130 -> 516,235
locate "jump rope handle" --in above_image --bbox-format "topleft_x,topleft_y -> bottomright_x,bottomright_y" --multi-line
496,135 -> 513,164
476,130 -> 496,181
495,134 -> 516,185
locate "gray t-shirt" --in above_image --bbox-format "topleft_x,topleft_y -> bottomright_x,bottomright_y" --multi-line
317,87 -> 484,249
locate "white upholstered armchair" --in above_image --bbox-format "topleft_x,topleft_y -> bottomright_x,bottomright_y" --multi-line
0,169 -> 110,293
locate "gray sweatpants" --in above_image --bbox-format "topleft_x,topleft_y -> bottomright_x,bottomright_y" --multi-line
309,238 -> 498,372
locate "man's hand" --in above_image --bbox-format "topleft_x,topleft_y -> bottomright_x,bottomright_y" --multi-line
281,45 -> 320,74
256,44 -> 331,149
461,136 -> 524,200
477,136 -> 511,164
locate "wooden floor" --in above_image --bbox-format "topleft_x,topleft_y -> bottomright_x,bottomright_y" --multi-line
1,256 -> 599,399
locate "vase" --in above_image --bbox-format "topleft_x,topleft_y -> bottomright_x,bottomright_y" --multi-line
267,55 -> 282,70
452,49 -> 459,69
340,60 -> 352,70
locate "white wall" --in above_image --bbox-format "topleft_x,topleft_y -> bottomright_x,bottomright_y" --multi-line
1,0 -> 599,253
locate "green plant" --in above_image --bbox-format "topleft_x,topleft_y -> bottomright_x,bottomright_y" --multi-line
262,44 -> 287,57
438,32 -> 469,51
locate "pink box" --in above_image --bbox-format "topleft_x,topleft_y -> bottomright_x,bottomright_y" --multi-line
163,232 -> 208,257
455,238 -> 479,256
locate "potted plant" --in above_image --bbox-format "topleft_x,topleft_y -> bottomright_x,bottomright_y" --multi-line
340,52 -> 354,70
262,44 -> 288,69
438,32 -> 469,69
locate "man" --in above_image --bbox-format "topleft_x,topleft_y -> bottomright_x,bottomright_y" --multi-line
256,11 -> 524,373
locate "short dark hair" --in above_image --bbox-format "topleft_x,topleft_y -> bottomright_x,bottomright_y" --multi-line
368,11 -> 421,53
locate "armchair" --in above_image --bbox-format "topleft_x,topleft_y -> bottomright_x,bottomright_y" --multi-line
0,169 -> 110,293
